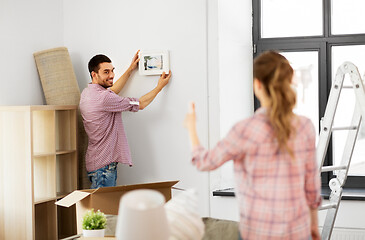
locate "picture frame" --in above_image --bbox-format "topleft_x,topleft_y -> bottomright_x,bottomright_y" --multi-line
139,50 -> 170,75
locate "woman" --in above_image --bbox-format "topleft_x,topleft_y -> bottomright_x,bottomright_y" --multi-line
184,51 -> 321,240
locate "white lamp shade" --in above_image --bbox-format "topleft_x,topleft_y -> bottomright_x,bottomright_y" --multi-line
164,189 -> 205,240
116,189 -> 170,240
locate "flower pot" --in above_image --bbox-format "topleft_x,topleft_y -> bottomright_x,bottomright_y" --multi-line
83,229 -> 105,237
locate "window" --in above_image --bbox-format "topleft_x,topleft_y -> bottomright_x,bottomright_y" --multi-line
253,0 -> 365,188
261,0 -> 322,38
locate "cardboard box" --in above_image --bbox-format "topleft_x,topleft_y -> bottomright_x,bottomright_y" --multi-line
56,180 -> 178,234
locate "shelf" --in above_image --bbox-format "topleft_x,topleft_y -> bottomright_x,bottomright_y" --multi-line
33,156 -> 56,202
35,196 -> 59,205
56,110 -> 76,152
56,152 -> 77,196
32,110 -> 55,154
58,204 -> 77,239
33,152 -> 56,157
56,193 -> 71,199
35,201 -> 57,240
56,149 -> 77,155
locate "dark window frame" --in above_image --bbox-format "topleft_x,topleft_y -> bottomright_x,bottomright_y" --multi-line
253,0 -> 365,189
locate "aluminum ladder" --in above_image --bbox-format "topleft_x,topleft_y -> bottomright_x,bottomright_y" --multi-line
316,62 -> 365,240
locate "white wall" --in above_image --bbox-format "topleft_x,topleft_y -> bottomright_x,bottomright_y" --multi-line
0,0 -> 63,105
209,0 -> 253,221
63,0 -> 212,217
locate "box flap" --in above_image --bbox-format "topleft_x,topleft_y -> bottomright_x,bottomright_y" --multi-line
55,190 -> 93,207
90,180 -> 179,194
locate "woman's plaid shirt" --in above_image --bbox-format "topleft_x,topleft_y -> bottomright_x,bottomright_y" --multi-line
192,108 -> 321,240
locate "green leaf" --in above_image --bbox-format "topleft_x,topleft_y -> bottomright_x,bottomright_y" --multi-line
82,208 -> 107,230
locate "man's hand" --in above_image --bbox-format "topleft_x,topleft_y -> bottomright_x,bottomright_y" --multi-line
138,70 -> 172,110
110,50 -> 140,94
157,70 -> 172,89
129,50 -> 140,71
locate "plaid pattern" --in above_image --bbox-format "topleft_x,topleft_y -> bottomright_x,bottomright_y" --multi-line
192,108 -> 321,240
80,84 -> 139,172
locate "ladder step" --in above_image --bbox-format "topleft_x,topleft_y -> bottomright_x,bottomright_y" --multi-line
332,126 -> 358,131
319,203 -> 337,210
342,85 -> 354,89
321,165 -> 347,172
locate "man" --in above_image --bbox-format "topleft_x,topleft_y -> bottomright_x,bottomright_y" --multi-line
79,50 -> 171,188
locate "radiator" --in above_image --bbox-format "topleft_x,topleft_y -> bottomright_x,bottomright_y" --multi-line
322,228 -> 365,239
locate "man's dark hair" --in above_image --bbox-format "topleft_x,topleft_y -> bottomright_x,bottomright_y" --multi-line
88,54 -> 111,78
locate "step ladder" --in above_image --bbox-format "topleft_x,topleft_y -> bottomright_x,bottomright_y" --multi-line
316,62 -> 365,240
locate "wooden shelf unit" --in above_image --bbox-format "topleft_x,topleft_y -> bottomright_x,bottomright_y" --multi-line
0,105 -> 78,240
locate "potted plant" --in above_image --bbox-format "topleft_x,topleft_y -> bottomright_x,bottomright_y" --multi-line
82,208 -> 107,237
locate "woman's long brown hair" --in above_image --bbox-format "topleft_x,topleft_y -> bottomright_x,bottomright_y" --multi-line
253,51 -> 297,159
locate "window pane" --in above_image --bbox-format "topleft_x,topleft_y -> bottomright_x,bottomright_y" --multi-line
281,51 -> 319,138
261,0 -> 322,38
332,45 -> 365,176
332,0 -> 365,35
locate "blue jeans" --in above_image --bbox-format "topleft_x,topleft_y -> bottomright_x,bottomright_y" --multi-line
88,162 -> 118,189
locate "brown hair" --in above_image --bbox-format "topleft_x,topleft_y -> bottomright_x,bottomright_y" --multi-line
253,51 -> 296,158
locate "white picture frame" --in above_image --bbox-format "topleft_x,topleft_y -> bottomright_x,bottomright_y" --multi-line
139,50 -> 170,75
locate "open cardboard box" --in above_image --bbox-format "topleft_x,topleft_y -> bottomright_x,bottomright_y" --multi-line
56,180 -> 179,235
